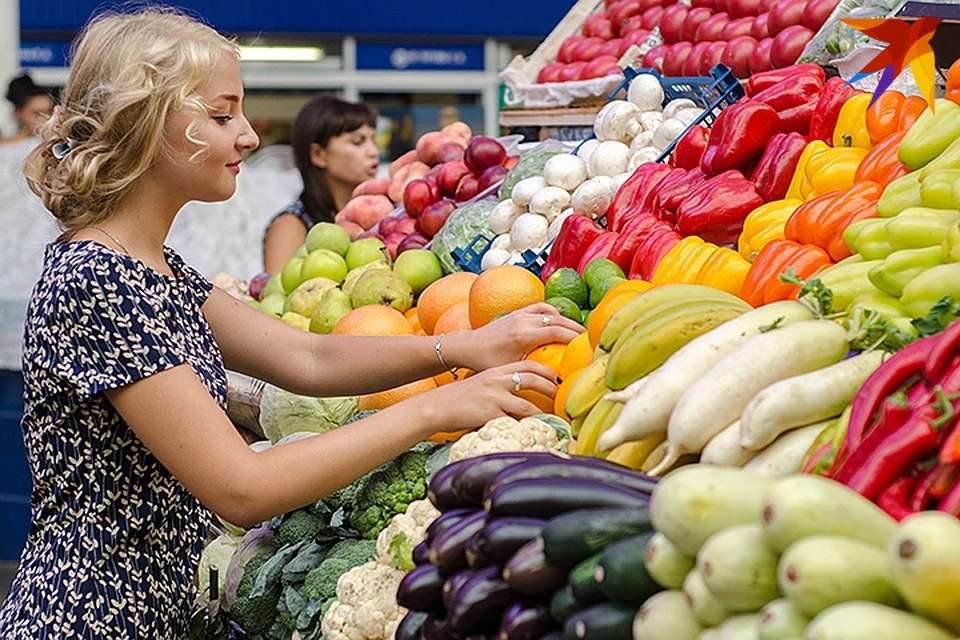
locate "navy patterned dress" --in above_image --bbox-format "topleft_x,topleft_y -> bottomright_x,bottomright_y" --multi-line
0,240 -> 227,638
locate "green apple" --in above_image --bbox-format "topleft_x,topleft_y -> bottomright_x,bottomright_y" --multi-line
280,257 -> 305,294
393,249 -> 443,297
262,273 -> 285,299
259,294 -> 286,318
306,222 -> 351,256
295,244 -> 309,259
280,312 -> 311,331
301,248 -> 348,284
345,238 -> 388,271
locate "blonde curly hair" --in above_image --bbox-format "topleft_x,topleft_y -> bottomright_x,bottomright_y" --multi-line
24,8 -> 239,232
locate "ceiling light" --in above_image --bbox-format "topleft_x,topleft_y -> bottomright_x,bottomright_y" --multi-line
239,46 -> 325,62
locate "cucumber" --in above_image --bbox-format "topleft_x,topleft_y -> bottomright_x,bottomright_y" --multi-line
778,534 -> 903,618
568,553 -> 604,607
650,466 -> 774,556
550,587 -> 580,625
697,525 -> 779,613
805,602 -> 954,640
757,599 -> 808,640
683,569 -> 730,627
595,533 -> 661,605
759,475 -> 897,554
644,532 -> 695,589
716,613 -> 761,640
485,477 -> 649,519
562,602 -> 635,640
632,590 -> 703,640
888,511 -> 960,633
541,507 -> 652,569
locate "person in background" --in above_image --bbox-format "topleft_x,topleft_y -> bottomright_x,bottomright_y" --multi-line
1,73 -> 53,145
1,8 -> 580,638
263,95 -> 380,273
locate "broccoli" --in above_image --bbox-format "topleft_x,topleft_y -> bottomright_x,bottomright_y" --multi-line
348,445 -> 433,539
326,539 -> 377,565
274,510 -> 322,547
303,540 -> 376,601
231,571 -> 282,636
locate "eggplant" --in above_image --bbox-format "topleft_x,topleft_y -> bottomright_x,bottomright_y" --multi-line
465,530 -> 487,568
397,563 -> 445,613
429,460 -> 475,511
426,509 -> 477,544
502,538 -> 567,597
484,458 -> 657,501
396,610 -> 429,640
447,566 -> 515,636
442,569 -> 475,611
476,518 -> 549,567
484,477 -> 649,519
539,633 -> 564,640
413,540 -> 431,566
451,452 -> 557,505
430,511 -> 487,574
499,601 -> 556,640
421,615 -> 454,640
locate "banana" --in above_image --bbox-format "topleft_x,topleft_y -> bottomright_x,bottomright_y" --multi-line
605,434 -> 665,469
606,305 -> 746,390
598,284 -> 750,352
607,297 -> 750,356
575,398 -> 624,457
564,353 -> 611,420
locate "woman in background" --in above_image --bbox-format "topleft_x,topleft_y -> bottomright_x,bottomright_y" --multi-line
263,95 -> 381,273
1,73 -> 53,145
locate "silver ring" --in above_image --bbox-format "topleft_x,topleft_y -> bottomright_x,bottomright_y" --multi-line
542,315 -> 551,326
512,371 -> 522,392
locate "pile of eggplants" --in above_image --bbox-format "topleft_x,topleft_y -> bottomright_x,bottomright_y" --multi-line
395,451 -> 658,640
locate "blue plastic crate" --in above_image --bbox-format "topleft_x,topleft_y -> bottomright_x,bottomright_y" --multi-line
451,232 -> 553,278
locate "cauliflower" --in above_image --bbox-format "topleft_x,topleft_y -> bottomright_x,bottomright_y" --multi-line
448,416 -> 570,463
320,561 -> 407,640
375,499 -> 440,570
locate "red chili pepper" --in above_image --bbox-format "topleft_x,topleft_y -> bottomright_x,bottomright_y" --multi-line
675,170 -> 765,244
629,226 -> 682,281
878,476 -> 919,521
744,63 -> 826,97
653,168 -> 709,223
750,75 -> 824,135
607,163 -> 672,232
540,215 -> 606,282
606,214 -> 664,274
751,132 -> 808,202
924,318 -> 960,383
939,417 -> 960,465
937,474 -> 960,515
809,77 -> 863,144
577,231 -> 620,274
931,464 -> 960,499
673,125 -> 710,171
700,101 -> 781,176
909,466 -> 939,511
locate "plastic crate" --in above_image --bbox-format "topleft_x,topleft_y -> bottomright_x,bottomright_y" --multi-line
452,233 -> 553,278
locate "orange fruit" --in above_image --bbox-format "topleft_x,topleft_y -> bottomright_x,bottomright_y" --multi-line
606,279 -> 654,298
417,272 -> 478,335
333,305 -> 414,336
405,307 -> 422,327
428,428 -> 473,444
559,332 -> 593,379
587,291 -> 639,349
468,265 -> 545,328
554,366 -> 585,419
433,301 -> 472,335
358,377 -> 437,411
525,342 -> 567,376
518,389 -> 555,414
433,367 -> 474,387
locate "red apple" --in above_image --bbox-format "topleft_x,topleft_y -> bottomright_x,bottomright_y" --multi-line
437,160 -> 472,197
397,232 -> 430,255
695,12 -> 730,40
478,165 -> 509,192
684,42 -> 713,75
721,35 -> 757,77
464,137 -> 507,176
600,38 -> 625,58
503,155 -> 520,170
558,61 -> 588,82
454,174 -> 480,202
435,141 -> 465,164
659,4 -> 690,43
682,7 -> 715,41
571,37 -> 607,62
699,41 -> 729,75
378,216 -> 401,236
662,41 -> 694,76
384,232 -> 407,261
358,229 -> 382,241
767,0 -> 805,34
417,200 -> 456,238
802,0 -> 841,30
642,44 -> 671,72
751,12 -> 770,39
749,37 -> 774,74
610,0 -> 643,29
727,0 -> 762,18
423,164 -> 443,187
770,24 -> 814,67
641,5 -> 664,29
394,216 -> 418,235
248,272 -> 270,301
580,54 -> 621,79
721,16 -> 754,39
558,35 -> 586,63
403,178 -> 441,217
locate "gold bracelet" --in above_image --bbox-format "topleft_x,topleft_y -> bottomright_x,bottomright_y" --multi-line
434,333 -> 460,380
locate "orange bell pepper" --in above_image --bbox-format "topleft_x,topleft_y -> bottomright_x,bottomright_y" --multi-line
785,181 -> 883,260
853,132 -> 909,188
739,240 -> 833,306
694,247 -> 751,297
865,91 -> 927,145
738,199 -> 803,260
651,236 -> 718,286
947,59 -> 960,106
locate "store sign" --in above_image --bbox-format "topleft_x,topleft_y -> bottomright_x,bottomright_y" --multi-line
356,43 -> 484,71
19,42 -> 68,67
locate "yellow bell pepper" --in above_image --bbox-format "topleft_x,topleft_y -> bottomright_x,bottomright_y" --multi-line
738,199 -> 804,260
786,140 -> 830,200
832,93 -> 873,150
651,236 -> 717,285
803,146 -> 868,198
695,247 -> 751,297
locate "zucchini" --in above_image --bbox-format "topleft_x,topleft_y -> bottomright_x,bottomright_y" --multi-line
682,569 -> 730,627
499,601 -> 555,640
397,563 -> 445,612
541,507 -> 652,569
427,508 -> 479,544
567,553 -> 604,607
503,538 -> 566,597
452,452 -> 555,505
485,478 -> 649,520
485,457 -> 657,500
430,511 -> 487,575
448,566 -> 514,636
697,525 -> 779,613
805,602 -> 954,640
632,590 -> 703,640
757,599 -> 808,640
429,460 -> 474,510
562,602 -> 635,640
644,532 -> 695,589
595,532 -> 661,605
550,587 -> 580,625
395,610 -> 429,640
475,517 -> 548,567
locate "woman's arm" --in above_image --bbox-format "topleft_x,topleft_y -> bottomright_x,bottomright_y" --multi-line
105,359 -> 557,526
263,214 -> 309,274
205,288 -> 580,397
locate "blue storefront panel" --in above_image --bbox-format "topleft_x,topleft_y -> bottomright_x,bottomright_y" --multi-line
0,371 -> 29,562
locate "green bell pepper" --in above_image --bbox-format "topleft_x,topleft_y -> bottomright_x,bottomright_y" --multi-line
867,246 -> 945,297
901,263 -> 960,318
817,258 -> 884,311
920,135 -> 960,180
877,172 -> 923,218
919,169 -> 960,209
899,99 -> 960,170
885,207 -> 960,251
847,218 -> 895,260
942,220 -> 960,262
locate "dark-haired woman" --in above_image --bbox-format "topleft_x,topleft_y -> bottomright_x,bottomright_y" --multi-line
263,94 -> 380,273
1,73 -> 53,145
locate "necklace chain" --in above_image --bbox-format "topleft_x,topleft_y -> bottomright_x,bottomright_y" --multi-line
90,226 -> 130,255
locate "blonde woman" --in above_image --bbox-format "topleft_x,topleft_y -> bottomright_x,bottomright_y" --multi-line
1,9 -> 580,638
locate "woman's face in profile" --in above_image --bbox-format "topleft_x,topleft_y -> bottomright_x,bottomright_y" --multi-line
314,124 -> 380,188
17,94 -> 54,135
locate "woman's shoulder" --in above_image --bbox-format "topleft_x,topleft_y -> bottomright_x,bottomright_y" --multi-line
267,198 -> 313,231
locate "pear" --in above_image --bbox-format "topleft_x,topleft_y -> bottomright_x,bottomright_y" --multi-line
288,277 -> 339,318
280,312 -> 310,331
310,288 -> 353,334
342,260 -> 391,298
350,269 -> 414,313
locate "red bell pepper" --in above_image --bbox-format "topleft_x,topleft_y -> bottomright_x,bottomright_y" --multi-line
606,214 -> 666,274
577,231 -> 620,274
744,63 -> 826,97
652,168 -> 709,223
700,101 -> 781,176
808,77 -> 863,144
675,170 -> 765,244
750,75 -> 824,135
540,215 -> 606,282
672,125 -> 710,170
878,476 -> 919,521
606,163 -> 672,232
751,132 -> 808,201
629,226 -> 682,281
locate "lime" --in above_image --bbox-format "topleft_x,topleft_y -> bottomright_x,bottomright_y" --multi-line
545,268 -> 589,309
589,276 -> 627,309
546,296 -> 583,324
583,259 -> 625,291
